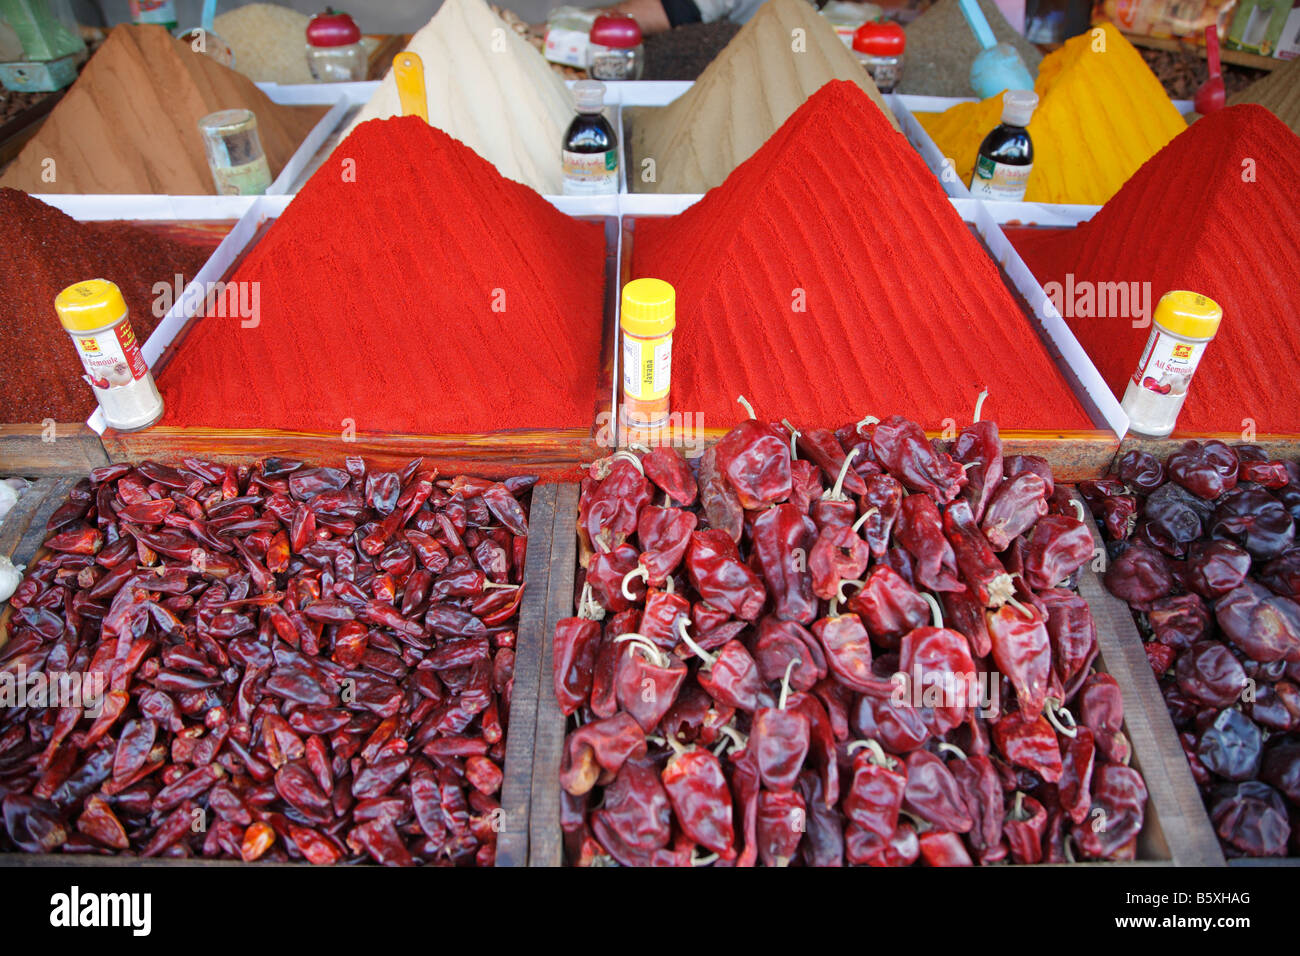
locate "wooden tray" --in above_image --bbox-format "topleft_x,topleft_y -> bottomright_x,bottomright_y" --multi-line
616,218 -> 1122,482
102,216 -> 621,475
0,462 -> 547,867
526,482 -> 1225,866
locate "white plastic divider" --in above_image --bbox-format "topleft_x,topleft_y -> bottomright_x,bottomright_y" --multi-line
979,201 -> 1099,227
29,194 -> 257,220
264,95 -> 350,196
965,198 -> 1129,436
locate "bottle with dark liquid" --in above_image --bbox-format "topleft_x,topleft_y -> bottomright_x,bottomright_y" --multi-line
562,80 -> 619,196
969,90 -> 1038,201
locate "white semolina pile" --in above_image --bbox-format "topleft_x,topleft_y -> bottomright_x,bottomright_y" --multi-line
214,3 -> 315,85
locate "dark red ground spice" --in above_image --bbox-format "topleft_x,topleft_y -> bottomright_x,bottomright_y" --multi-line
0,188 -> 214,423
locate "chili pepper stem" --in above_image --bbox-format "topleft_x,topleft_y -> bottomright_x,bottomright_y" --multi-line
481,581 -> 520,591
846,738 -> 897,769
850,507 -> 879,534
822,448 -> 860,502
1070,498 -> 1087,523
899,809 -> 931,833
781,419 -> 800,460
620,564 -> 650,601
577,582 -> 606,621
613,632 -> 669,668
1005,595 -> 1034,619
919,591 -> 944,629
609,450 -> 645,476
936,741 -> 967,761
854,415 -> 880,435
972,388 -> 990,424
717,724 -> 749,755
777,657 -> 801,711
834,578 -> 865,606
1043,698 -> 1079,739
676,618 -> 716,667
736,395 -> 756,420
691,850 -> 719,866
1007,790 -> 1029,822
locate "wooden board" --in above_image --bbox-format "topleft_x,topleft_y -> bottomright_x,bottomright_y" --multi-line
1073,489 -> 1226,866
103,217 -> 621,474
0,475 -> 79,644
495,483 -> 560,866
1121,434 -> 1300,463
1123,31 -> 1284,71
527,483 -> 578,867
0,423 -> 108,476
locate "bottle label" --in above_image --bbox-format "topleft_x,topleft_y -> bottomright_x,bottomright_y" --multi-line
129,0 -> 178,27
969,155 -> 1032,200
545,28 -> 591,68
212,156 -> 273,196
71,320 -> 150,391
562,149 -> 618,195
1130,328 -> 1207,397
622,333 -> 672,401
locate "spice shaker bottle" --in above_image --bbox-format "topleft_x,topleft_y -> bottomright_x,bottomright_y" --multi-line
621,278 -> 675,431
198,109 -> 273,195
54,279 -> 164,432
1121,291 -> 1223,438
852,21 -> 906,93
306,7 -> 366,82
588,14 -> 643,81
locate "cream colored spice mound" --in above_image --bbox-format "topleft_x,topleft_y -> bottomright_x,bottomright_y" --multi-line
1227,55 -> 1300,137
629,0 -> 897,195
214,3 -> 314,86
345,0 -> 573,194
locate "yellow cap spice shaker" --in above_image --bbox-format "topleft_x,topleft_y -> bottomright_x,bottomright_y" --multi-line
54,279 -> 164,432
1121,291 -> 1223,438
621,278 -> 675,430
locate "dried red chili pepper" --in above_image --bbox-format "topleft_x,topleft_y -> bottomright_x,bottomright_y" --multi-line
559,712 -> 647,796
981,473 -> 1049,552
675,620 -> 763,712
1078,673 -> 1131,765
1168,440 -> 1239,500
796,426 -> 867,498
870,416 -> 966,503
842,739 -> 907,840
756,789 -> 806,867
613,634 -> 687,732
553,583 -> 605,716
751,660 -> 811,792
952,390 -> 1004,523
943,498 -> 1014,607
1038,587 -> 1098,699
713,400 -> 792,510
1003,790 -> 1047,864
899,594 -> 978,734
845,565 -> 928,649
751,503 -> 816,623
858,474 -> 903,558
902,749 -> 973,833
1023,502 -> 1094,590
1074,764 -> 1147,861
895,493 -> 963,592
582,456 -> 652,556
696,445 -> 743,543
808,524 -> 870,602
812,601 -> 890,696
992,710 -> 1063,783
946,748 -> 1005,863
685,529 -> 766,621
626,505 -> 697,589
987,598 -> 1052,718
661,738 -> 736,859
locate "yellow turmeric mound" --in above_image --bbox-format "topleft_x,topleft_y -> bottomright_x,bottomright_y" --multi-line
915,23 -> 1186,204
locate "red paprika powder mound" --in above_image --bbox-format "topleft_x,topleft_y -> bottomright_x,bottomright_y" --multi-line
160,116 -> 607,435
632,80 -> 1090,432
1013,105 -> 1300,435
0,188 -> 212,423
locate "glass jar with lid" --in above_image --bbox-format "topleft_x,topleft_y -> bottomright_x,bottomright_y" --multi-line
306,8 -> 366,83
852,21 -> 905,92
588,14 -> 643,81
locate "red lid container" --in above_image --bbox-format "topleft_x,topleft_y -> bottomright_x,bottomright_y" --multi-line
853,21 -> 905,56
307,8 -> 362,47
590,14 -> 642,48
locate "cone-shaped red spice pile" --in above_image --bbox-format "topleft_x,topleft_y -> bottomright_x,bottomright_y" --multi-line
161,116 -> 606,434
632,80 -> 1090,432
1014,105 -> 1300,435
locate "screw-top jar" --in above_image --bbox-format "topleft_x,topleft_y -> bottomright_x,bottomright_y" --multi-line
54,279 -> 164,432
589,14 -> 643,81
198,109 -> 273,196
621,278 -> 675,431
852,21 -> 905,92
1121,291 -> 1223,438
306,8 -> 366,82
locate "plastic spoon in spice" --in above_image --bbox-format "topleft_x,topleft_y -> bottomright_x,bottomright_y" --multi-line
1194,25 -> 1226,115
394,52 -> 429,124
958,0 -> 1034,99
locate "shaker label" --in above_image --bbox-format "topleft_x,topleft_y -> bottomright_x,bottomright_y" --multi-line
970,156 -> 1032,200
74,320 -> 150,390
562,150 -> 618,194
622,334 -> 671,400
1131,329 -> 1207,397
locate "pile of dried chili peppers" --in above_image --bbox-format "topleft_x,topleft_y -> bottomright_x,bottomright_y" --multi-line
1090,443 -> 1300,858
0,457 -> 528,865
554,396 -> 1148,865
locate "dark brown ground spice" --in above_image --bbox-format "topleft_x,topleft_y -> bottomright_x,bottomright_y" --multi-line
0,188 -> 215,423
643,20 -> 742,81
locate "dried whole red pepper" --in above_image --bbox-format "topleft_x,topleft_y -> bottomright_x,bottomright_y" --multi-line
661,738 -> 736,859
627,505 -> 697,589
812,605 -> 891,696
1003,790 -> 1047,864
590,757 -> 673,858
1078,673 -> 1131,765
637,585 -> 691,649
992,710 -> 1063,783
1038,588 -> 1098,700
695,446 -> 743,544
902,749 -> 973,833
756,789 -> 807,867
842,739 -> 907,840
1208,781 -> 1291,857
845,565 -> 929,650
895,494 -> 963,592
1073,764 -> 1147,861
586,543 -> 643,613
613,634 -> 688,732
1103,543 -> 1172,609
1185,539 -> 1252,600
581,456 -> 652,556
858,474 -> 903,558
713,400 -> 792,510
795,425 -> 868,498
751,660 -> 812,792
952,391 -> 1004,523
1023,503 -> 1094,590
1175,640 -> 1250,708
560,712 -> 647,796
987,598 -> 1052,718
870,416 -> 966,504
553,583 -> 605,716
1168,440 -> 1239,500
943,498 -> 1014,607
640,446 -> 698,507
899,594 -> 978,734
751,503 -> 816,624
675,620 -> 764,713
685,529 -> 766,621
981,473 -> 1049,552
947,748 -> 1005,863
809,524 -> 870,602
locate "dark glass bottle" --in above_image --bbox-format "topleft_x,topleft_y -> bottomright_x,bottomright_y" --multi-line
969,90 -> 1038,201
563,80 -> 619,196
